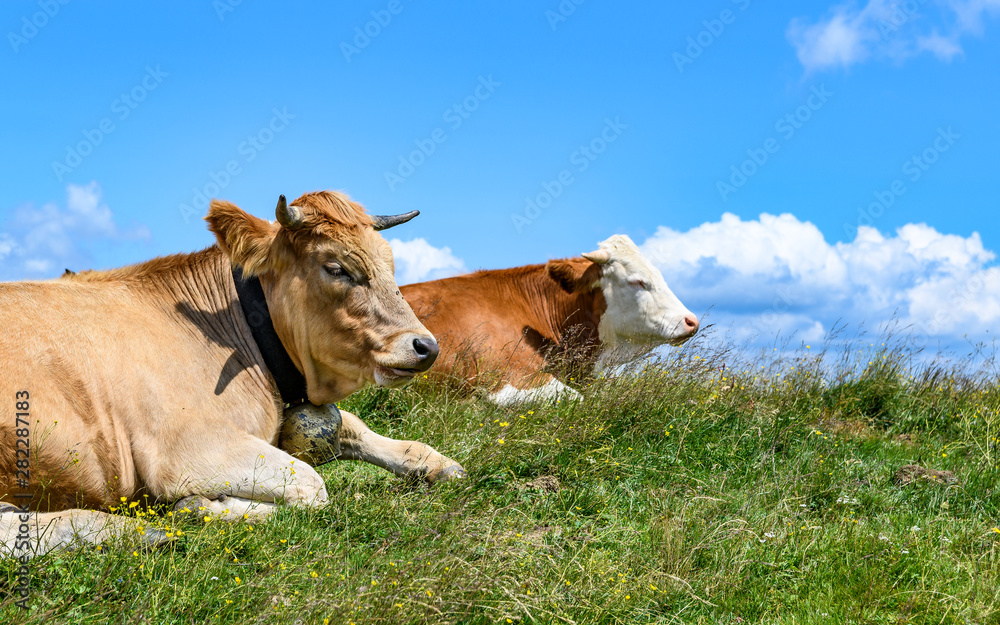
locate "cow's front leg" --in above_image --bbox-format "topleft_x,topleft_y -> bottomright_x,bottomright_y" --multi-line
0,505 -> 169,557
336,409 -> 466,483
169,433 -> 328,522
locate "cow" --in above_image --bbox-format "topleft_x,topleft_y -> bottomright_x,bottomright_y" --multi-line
0,190 -> 465,556
399,234 -> 698,406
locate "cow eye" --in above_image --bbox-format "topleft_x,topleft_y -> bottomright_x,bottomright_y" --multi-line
324,263 -> 353,281
628,279 -> 648,290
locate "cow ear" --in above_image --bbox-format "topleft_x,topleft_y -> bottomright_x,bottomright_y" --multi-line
547,259 -> 601,293
205,200 -> 277,275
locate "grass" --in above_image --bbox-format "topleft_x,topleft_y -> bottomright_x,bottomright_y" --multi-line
2,332 -> 1000,624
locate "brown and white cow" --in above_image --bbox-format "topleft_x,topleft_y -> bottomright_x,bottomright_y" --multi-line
401,234 -> 698,406
0,190 -> 464,556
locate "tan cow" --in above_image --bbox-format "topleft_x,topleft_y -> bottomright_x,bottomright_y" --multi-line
0,190 -> 464,556
401,234 -> 699,405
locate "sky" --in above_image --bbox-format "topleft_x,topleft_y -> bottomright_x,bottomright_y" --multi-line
1,0 -> 997,356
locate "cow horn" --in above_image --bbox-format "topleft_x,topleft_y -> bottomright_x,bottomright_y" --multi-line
276,195 -> 305,230
371,210 -> 419,231
581,249 -> 611,264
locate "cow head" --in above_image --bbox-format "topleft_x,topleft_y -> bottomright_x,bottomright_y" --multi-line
547,234 -> 698,351
207,191 -> 438,404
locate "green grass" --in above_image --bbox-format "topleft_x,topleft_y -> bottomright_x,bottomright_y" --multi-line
3,337 -> 1000,624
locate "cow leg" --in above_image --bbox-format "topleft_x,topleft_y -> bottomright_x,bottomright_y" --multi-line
335,409 -> 466,483
488,376 -> 582,407
167,434 -> 329,522
172,495 -> 278,522
0,505 -> 167,558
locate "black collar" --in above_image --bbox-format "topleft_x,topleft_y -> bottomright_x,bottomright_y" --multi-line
231,265 -> 309,407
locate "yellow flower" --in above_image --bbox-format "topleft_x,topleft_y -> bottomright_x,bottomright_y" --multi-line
129,501 -> 139,509
235,576 -> 241,584
992,527 -> 1000,534
498,438 -> 505,445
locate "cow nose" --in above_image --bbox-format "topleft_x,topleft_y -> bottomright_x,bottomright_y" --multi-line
683,314 -> 699,335
412,336 -> 439,371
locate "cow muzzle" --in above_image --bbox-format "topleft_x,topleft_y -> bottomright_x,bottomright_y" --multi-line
374,334 -> 440,386
667,314 -> 700,346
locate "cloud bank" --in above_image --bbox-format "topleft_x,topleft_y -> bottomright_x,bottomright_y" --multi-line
388,237 -> 467,285
788,0 -> 1000,72
640,212 -> 999,346
0,182 -> 150,279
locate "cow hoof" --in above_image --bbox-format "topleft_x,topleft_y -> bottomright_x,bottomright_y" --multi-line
435,464 -> 468,483
172,495 -> 213,517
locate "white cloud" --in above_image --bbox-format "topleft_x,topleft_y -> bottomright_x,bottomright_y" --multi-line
0,182 -> 150,280
788,0 -> 999,71
640,212 -> 1000,344
388,237 -> 467,285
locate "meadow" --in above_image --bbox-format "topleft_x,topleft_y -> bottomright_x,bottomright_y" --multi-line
2,330 -> 999,624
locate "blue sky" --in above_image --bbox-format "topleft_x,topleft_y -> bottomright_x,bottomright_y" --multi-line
1,1 -> 998,354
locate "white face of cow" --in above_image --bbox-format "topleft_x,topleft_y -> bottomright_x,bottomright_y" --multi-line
584,234 -> 698,350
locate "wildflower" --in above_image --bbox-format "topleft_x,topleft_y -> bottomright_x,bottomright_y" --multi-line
992,527 -> 1000,534
235,576 -> 241,584
498,438 -> 505,445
